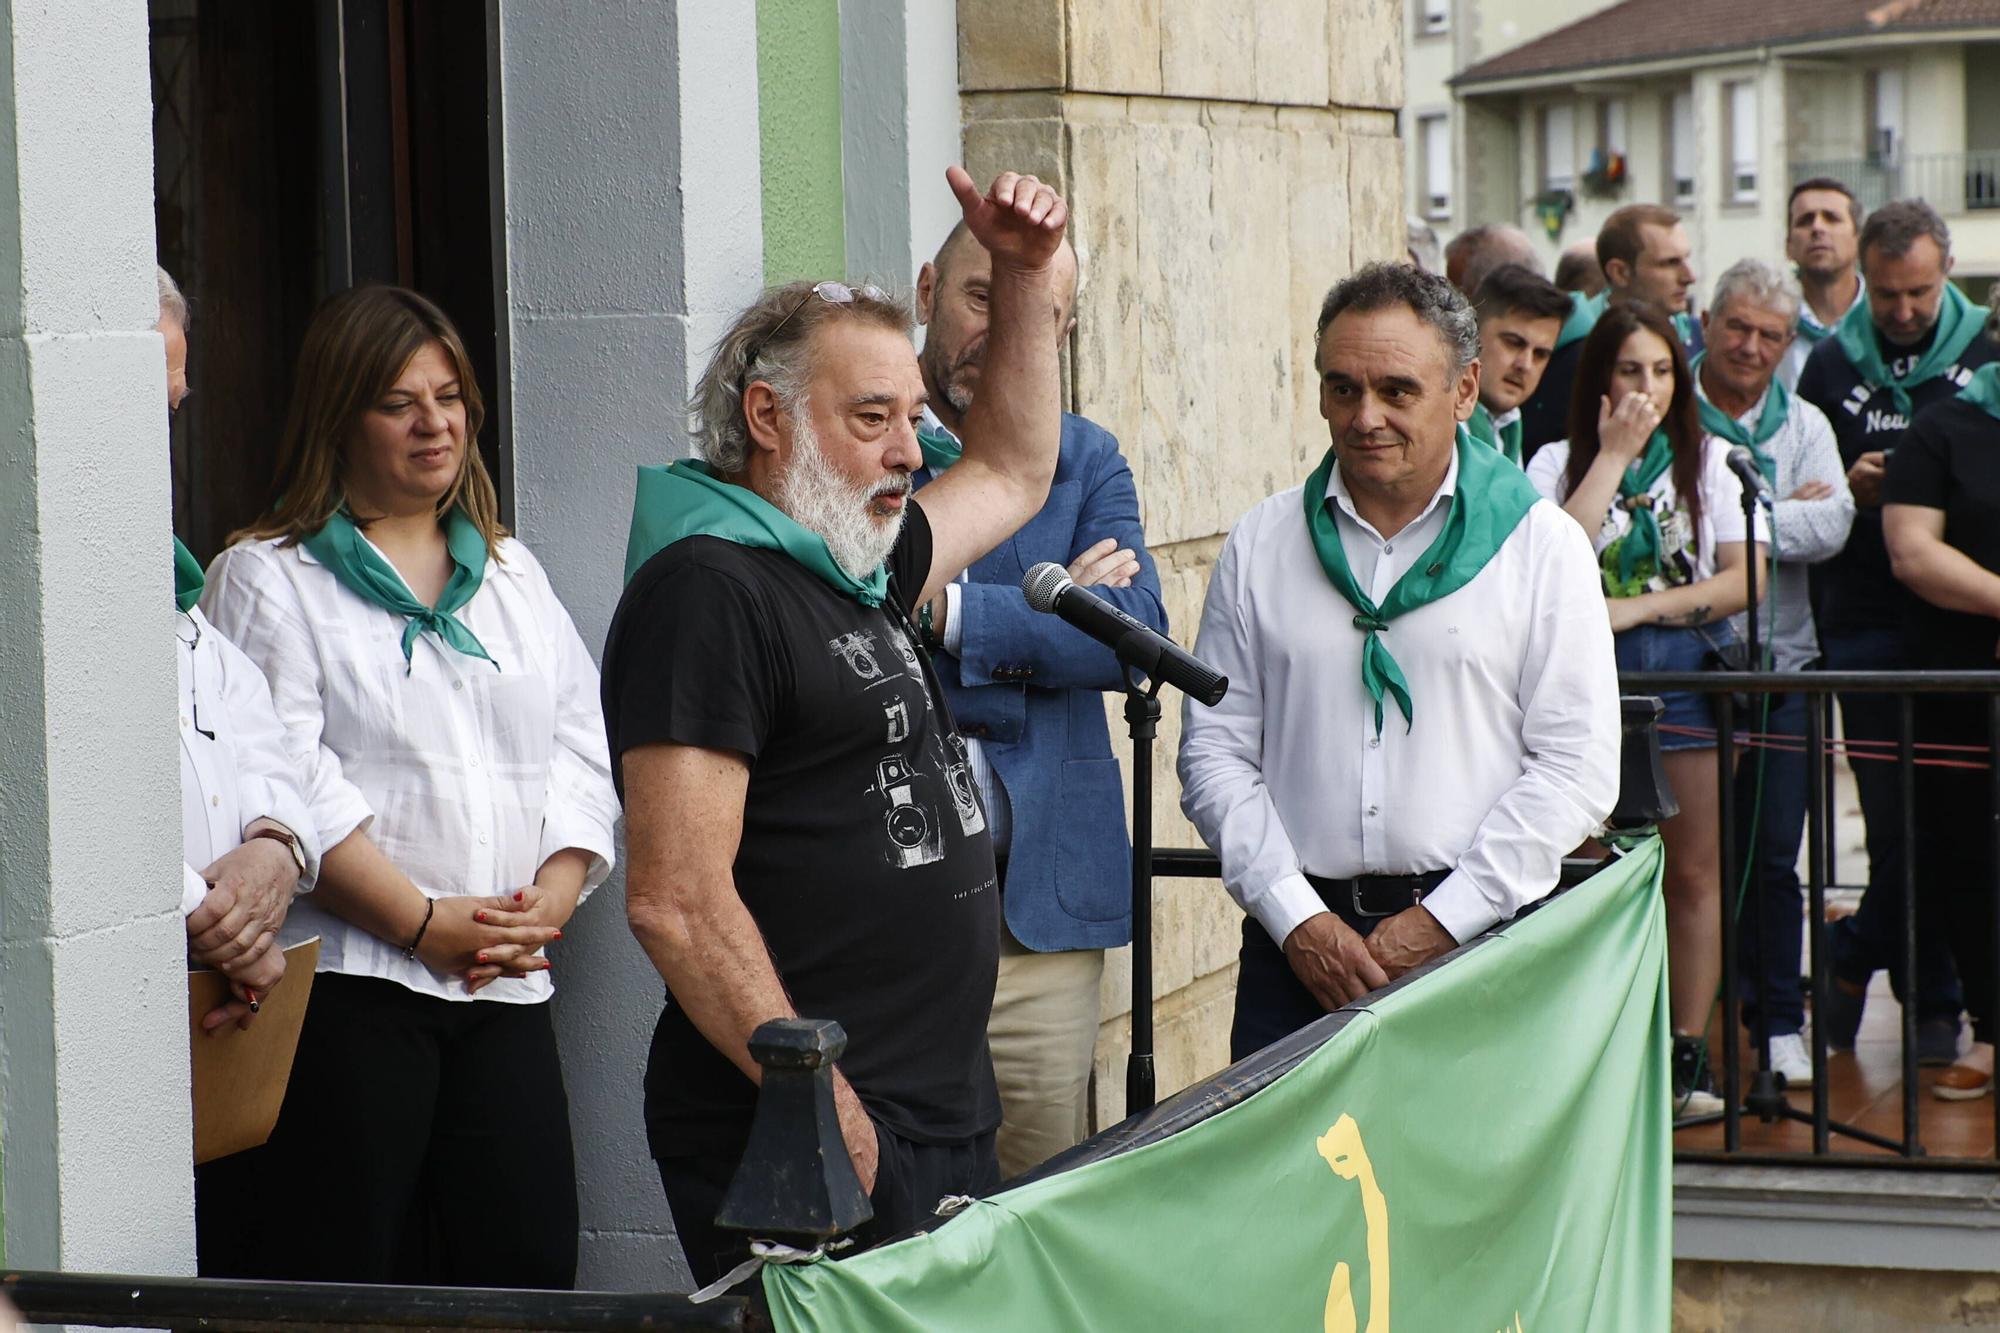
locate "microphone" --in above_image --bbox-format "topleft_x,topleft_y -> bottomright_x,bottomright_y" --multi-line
1725,446 -> 1773,506
1021,563 -> 1228,706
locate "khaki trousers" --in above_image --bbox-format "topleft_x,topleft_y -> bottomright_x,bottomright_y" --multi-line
987,925 -> 1106,1179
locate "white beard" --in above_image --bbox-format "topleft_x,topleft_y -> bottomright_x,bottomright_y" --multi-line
774,417 -> 908,581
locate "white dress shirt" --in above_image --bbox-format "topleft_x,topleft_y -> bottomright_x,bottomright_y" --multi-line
1779,280 -> 1866,391
178,606 -> 321,915
1179,450 -> 1621,949
1692,379 -> 1854,669
203,534 -> 620,1004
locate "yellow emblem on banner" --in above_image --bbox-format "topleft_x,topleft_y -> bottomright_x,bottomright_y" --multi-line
1318,1114 -> 1389,1333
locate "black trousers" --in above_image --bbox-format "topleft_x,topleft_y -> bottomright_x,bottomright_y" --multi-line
1914,698 -> 1999,1047
196,972 -> 579,1288
656,1120 -> 999,1290
1230,912 -> 1389,1063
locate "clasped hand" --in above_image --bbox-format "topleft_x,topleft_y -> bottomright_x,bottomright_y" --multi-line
191,836 -> 297,1033
1282,905 -> 1457,1011
417,885 -> 570,995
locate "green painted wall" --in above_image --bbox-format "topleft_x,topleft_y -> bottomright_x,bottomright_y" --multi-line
757,0 -> 846,282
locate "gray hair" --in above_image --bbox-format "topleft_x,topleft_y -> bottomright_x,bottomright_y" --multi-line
1709,258 -> 1800,325
157,265 -> 189,329
1860,199 -> 1952,267
1405,216 -> 1442,273
1316,261 -> 1480,378
690,282 -> 914,472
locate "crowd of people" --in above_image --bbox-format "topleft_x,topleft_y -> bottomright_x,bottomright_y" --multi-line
156,158 -> 2000,1291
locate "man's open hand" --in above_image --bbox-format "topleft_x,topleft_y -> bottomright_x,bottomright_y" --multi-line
945,166 -> 1067,272
1282,912 -> 1389,1010
1364,904 -> 1456,981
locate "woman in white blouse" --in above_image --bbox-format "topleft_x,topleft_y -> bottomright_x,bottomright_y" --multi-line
1527,300 -> 1766,1119
196,286 -> 619,1287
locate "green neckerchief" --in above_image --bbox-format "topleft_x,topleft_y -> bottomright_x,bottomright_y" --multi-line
173,537 -> 204,614
624,459 -> 889,607
1302,425 -> 1542,734
302,507 -> 496,671
1959,361 -> 2000,423
1467,402 -> 1524,467
1835,282 -> 1985,417
917,422 -> 962,471
1671,310 -> 1698,351
1555,289 -> 1608,352
1795,276 -> 1862,344
1692,352 -> 1787,483
1612,430 -> 1675,587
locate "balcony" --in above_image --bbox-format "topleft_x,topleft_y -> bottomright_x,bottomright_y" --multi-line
1790,152 -> 2000,215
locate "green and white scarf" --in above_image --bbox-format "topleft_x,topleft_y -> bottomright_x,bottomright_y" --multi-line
1834,281 -> 1986,417
1467,402 -> 1524,467
1692,352 -> 1788,484
1302,426 -> 1542,734
302,508 -> 496,670
1611,431 -> 1675,588
173,537 -> 204,614
624,460 -> 889,607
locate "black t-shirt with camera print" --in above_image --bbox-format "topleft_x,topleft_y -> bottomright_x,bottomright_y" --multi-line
603,500 -> 1001,1154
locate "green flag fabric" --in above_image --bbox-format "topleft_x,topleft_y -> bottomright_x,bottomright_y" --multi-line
173,536 -> 205,614
301,508 -> 496,671
1554,288 -> 1608,351
1467,402 -> 1524,467
1959,362 -> 2000,423
1834,282 -> 1985,417
1302,426 -> 1541,734
1692,353 -> 1787,483
1612,431 -> 1675,587
916,423 -> 961,472
764,838 -> 1672,1332
624,460 -> 888,607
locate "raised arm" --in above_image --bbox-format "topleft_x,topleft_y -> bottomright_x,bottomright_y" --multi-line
623,743 -> 879,1191
910,167 -> 1069,608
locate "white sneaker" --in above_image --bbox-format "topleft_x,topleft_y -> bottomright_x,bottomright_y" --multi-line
1672,1086 -> 1724,1120
1767,1032 -> 1813,1088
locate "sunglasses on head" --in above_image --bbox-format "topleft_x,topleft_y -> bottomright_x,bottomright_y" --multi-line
739,281 -> 889,398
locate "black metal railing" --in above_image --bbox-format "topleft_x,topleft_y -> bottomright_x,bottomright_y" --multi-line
1625,669 -> 2000,1169
1789,153 -> 2000,214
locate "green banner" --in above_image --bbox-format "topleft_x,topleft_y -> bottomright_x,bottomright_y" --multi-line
765,837 -> 1670,1331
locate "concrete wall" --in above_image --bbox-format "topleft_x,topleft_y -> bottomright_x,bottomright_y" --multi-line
1675,1261 -> 2000,1331
0,0 -> 196,1273
957,0 -> 1406,1131
494,0 -> 763,1292
758,0 -> 845,282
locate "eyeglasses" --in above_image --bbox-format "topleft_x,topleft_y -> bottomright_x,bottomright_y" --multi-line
739,281 -> 889,397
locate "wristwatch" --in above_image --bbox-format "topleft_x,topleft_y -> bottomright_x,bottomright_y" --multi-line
248,824 -> 308,877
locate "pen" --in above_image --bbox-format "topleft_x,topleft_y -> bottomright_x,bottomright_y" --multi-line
246,989 -> 260,1014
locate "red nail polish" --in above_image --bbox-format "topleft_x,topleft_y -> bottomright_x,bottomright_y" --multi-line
514,891 -> 525,902
474,911 -> 486,923
554,929 -> 563,941
477,952 -> 488,963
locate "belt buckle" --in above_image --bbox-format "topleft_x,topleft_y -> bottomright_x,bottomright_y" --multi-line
1349,880 -> 1420,919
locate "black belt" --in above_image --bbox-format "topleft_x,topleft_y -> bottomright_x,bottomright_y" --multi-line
1305,869 -> 1450,919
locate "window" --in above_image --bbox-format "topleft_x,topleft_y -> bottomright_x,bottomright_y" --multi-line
1667,90 -> 1695,204
1597,98 -> 1628,156
1419,114 -> 1451,218
1868,67 -> 1904,162
1420,0 -> 1449,36
1540,103 -> 1576,193
1724,80 -> 1758,204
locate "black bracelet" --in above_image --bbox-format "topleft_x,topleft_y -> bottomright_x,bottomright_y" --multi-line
403,897 -> 437,961
917,598 -> 940,652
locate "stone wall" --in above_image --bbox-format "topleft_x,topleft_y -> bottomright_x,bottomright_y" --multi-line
958,0 -> 1405,1129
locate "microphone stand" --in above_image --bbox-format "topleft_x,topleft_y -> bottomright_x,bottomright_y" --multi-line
1121,660 -> 1165,1114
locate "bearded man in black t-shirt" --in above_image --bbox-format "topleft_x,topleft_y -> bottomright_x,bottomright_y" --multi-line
601,167 -> 1070,1286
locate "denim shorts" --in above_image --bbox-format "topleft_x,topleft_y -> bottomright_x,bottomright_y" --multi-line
1613,621 -> 1738,751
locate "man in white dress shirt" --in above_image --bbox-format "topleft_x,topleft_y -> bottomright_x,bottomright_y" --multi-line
1179,263 -> 1622,1059
162,269 -> 317,1032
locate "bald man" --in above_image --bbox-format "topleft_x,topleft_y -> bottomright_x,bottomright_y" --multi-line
1444,224 -> 1541,297
912,223 -> 1168,1177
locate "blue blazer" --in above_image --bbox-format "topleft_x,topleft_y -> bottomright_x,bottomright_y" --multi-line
915,413 -> 1168,952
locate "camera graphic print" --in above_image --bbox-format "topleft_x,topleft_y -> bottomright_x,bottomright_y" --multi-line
828,622 -> 986,872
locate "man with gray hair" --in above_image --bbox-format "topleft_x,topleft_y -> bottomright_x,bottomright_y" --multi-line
1179,262 -> 1620,1055
602,167 -> 1068,1286
1798,199 -> 1995,1063
1694,259 -> 1853,1085
1444,223 -> 1542,298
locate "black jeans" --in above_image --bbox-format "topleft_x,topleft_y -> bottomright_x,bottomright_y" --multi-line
1914,696 -> 1999,1047
1230,911 -> 1389,1063
1734,690 -> 1812,1036
656,1120 -> 999,1290
196,973 -> 580,1287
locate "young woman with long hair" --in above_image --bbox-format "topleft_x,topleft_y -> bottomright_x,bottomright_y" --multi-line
1526,299 -> 1767,1118
194,285 -> 619,1286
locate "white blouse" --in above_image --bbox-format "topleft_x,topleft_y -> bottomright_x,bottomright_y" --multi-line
202,533 -> 620,1004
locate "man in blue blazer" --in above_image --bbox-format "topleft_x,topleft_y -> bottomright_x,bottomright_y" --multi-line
912,224 -> 1168,1177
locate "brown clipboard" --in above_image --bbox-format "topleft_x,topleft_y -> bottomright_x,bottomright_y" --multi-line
187,937 -> 319,1165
